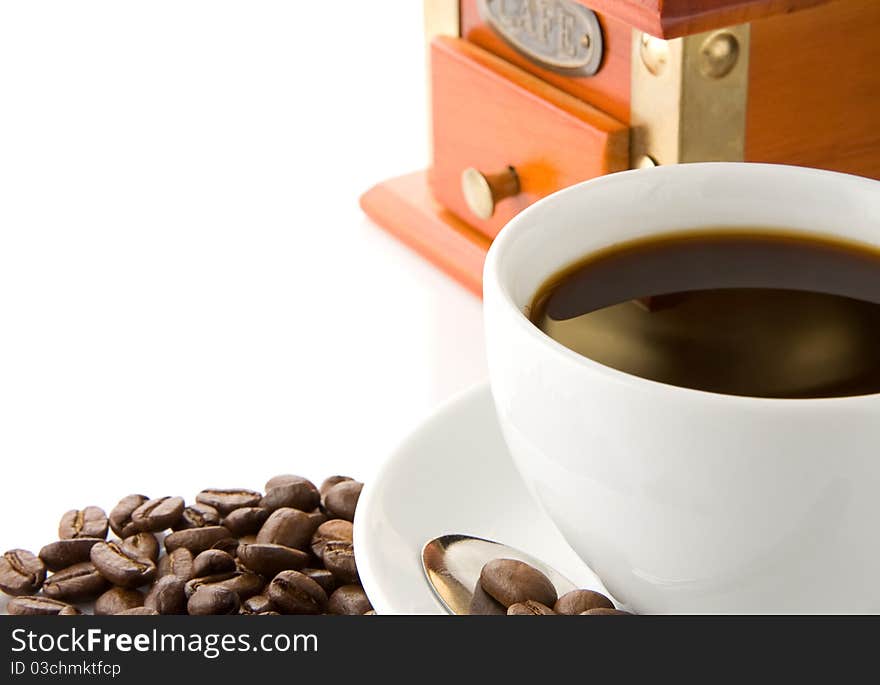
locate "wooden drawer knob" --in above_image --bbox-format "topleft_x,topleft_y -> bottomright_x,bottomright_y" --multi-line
461,166 -> 520,221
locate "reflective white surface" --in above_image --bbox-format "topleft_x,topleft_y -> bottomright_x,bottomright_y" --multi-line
0,2 -> 487,549
355,384 -> 606,615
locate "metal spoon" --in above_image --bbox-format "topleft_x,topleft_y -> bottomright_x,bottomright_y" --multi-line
422,534 -> 577,615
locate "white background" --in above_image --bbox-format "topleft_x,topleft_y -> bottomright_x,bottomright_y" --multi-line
0,1 -> 486,549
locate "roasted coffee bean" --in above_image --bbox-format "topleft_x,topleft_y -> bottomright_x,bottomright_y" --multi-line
260,479 -> 320,513
580,608 -> 632,616
554,589 -> 615,615
184,572 -> 234,598
164,526 -> 231,555
469,583 -> 507,616
95,587 -> 144,615
310,519 -> 352,559
39,539 -> 103,572
211,538 -> 240,557
188,586 -> 240,615
267,570 -> 327,615
308,509 -> 328,533
158,548 -> 194,581
196,489 -> 262,515
319,475 -> 353,496
90,541 -> 157,588
301,568 -> 336,594
109,495 -> 148,538
0,549 -> 46,596
264,474 -> 308,491
323,540 -> 358,584
43,562 -> 109,602
241,594 -> 273,614
7,596 -> 80,616
322,481 -> 363,522
192,549 -> 237,578
121,532 -> 160,563
479,559 -> 557,608
214,570 -> 265,600
256,508 -> 313,550
507,601 -> 557,615
173,503 -> 221,531
327,584 -> 372,615
185,570 -> 264,601
145,576 -> 187,615
59,507 -> 108,540
131,496 -> 184,532
222,507 -> 270,537
237,543 -> 309,578
118,607 -> 159,616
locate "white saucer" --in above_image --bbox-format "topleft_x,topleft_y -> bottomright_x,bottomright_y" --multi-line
354,383 -> 608,614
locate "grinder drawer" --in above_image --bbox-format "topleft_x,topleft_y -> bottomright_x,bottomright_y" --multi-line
429,36 -> 629,239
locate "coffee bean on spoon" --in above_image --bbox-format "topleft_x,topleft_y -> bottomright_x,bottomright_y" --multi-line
260,478 -> 320,513
327,584 -> 372,615
145,576 -> 187,615
7,596 -> 81,616
321,481 -> 363,522
256,508 -> 314,550
469,583 -> 507,616
43,562 -> 109,602
173,503 -> 221,531
59,507 -> 108,540
192,549 -> 237,578
267,570 -> 327,615
109,495 -> 148,538
237,543 -> 309,578
554,589 -> 614,615
90,541 -> 157,588
310,519 -> 352,559
0,549 -> 46,596
94,587 -> 144,615
479,559 -> 557,608
222,507 -> 270,537
188,585 -> 240,615
157,548 -> 194,581
121,532 -> 160,563
164,526 -> 231,555
131,497 -> 185,532
507,601 -> 557,615
39,539 -> 103,572
196,489 -> 262,516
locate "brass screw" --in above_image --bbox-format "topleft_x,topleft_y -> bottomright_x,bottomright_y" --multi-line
699,31 -> 739,79
639,33 -> 669,76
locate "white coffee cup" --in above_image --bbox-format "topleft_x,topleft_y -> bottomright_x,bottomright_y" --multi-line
483,163 -> 880,614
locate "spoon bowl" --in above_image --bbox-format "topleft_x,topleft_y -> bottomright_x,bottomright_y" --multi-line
422,534 -> 578,615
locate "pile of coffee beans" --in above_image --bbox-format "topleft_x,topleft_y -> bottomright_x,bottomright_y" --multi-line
472,559 -> 631,615
0,475 -> 374,616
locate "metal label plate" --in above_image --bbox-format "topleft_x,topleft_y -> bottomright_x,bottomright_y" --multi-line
478,0 -> 603,76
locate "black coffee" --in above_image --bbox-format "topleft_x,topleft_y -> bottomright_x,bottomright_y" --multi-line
530,230 -> 880,398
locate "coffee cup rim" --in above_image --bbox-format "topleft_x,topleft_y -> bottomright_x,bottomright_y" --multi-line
484,162 -> 880,406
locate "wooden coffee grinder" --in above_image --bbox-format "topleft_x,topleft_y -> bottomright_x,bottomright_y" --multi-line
361,0 -> 880,296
